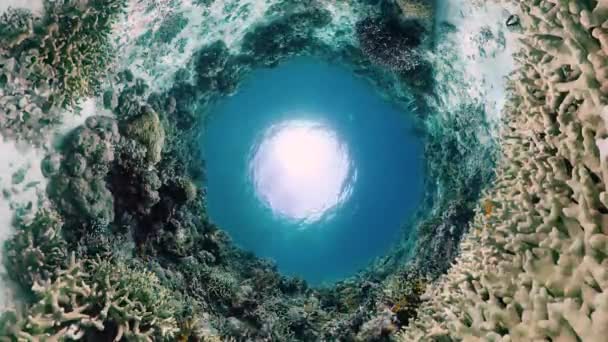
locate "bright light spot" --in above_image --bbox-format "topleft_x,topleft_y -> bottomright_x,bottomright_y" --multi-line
249,120 -> 355,223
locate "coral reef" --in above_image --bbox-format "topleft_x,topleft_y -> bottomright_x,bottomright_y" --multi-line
0,0 -> 125,143
47,115 -> 119,225
402,0 -> 608,340
395,0 -> 434,21
3,209 -> 67,288
355,16 -> 424,72
0,0 -> 526,341
0,255 -> 181,341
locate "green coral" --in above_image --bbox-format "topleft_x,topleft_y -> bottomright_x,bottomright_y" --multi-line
88,258 -> 182,340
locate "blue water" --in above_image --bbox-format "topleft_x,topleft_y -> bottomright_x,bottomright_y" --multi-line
203,57 -> 424,284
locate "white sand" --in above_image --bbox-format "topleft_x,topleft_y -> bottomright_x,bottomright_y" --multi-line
0,138 -> 46,312
435,0 -> 517,124
0,98 -> 98,313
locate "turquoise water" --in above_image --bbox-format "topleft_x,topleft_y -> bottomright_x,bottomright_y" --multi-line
203,57 -> 424,284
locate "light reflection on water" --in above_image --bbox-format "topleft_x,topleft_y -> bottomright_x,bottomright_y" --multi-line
203,57 -> 425,283
248,120 -> 356,225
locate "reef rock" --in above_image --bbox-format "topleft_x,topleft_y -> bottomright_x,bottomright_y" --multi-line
48,116 -> 119,223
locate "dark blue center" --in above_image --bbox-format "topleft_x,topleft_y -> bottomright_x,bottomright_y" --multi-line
203,57 -> 425,284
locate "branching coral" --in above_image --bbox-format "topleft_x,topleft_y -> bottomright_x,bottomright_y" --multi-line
0,255 -> 181,341
0,0 -> 125,142
402,0 -> 608,340
4,209 -> 67,288
25,0 -> 126,107
0,256 -> 103,341
88,258 -> 182,340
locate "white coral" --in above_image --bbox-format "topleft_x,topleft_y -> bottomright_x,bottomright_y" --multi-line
402,0 -> 608,341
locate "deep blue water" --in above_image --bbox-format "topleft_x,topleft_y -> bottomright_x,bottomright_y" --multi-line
203,57 -> 424,285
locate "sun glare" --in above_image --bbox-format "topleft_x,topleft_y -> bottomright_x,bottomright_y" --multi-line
249,120 -> 355,223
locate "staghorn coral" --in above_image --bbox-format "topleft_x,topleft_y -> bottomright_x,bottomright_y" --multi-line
3,209 -> 67,288
402,0 -> 608,340
26,0 -> 126,107
88,257 -> 181,340
0,255 -> 104,341
0,0 -> 125,143
0,255 -> 181,341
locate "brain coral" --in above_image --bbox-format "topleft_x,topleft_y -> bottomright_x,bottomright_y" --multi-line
402,0 -> 608,340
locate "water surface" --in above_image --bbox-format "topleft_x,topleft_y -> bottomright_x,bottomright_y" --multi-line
203,57 -> 424,284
